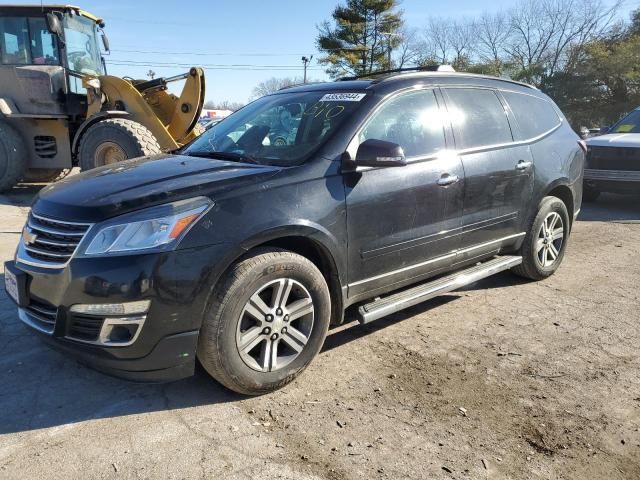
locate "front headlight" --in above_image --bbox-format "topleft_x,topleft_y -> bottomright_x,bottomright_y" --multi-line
79,197 -> 212,256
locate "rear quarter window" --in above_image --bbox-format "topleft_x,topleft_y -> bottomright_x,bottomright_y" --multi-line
444,88 -> 513,150
502,91 -> 562,140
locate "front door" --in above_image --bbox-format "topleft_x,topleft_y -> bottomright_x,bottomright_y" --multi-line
344,88 -> 464,298
442,87 -> 534,262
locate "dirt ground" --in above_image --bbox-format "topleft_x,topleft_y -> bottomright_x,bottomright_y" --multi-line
0,186 -> 639,480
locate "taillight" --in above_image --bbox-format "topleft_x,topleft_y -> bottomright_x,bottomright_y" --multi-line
578,139 -> 587,153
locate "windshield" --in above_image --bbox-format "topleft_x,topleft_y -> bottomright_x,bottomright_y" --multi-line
611,109 -> 640,134
63,14 -> 102,75
182,91 -> 366,166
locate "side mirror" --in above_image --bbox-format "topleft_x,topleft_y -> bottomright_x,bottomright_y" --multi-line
600,125 -> 610,134
100,30 -> 110,53
355,139 -> 406,168
46,13 -> 62,36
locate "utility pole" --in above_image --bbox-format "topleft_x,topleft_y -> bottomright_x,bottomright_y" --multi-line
301,55 -> 313,83
380,32 -> 400,70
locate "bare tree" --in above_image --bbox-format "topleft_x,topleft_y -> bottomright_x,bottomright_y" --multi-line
424,17 -> 452,64
395,27 -> 422,68
203,100 -> 245,111
506,0 -> 622,84
449,19 -> 477,68
475,12 -> 512,75
250,77 -> 304,99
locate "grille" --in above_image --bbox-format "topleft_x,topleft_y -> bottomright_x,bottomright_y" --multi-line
24,300 -> 58,333
21,213 -> 92,267
587,146 -> 640,171
67,314 -> 105,342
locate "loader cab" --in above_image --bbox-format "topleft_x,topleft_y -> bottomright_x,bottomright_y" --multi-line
0,5 -> 107,113
0,5 -> 108,189
51,9 -> 106,90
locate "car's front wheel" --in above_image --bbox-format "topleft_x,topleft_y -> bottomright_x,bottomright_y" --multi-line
512,196 -> 570,280
197,248 -> 331,395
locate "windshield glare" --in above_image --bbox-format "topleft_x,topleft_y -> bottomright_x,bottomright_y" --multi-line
183,91 -> 365,166
63,14 -> 102,75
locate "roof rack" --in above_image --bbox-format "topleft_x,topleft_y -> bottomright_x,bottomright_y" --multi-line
338,65 -> 455,81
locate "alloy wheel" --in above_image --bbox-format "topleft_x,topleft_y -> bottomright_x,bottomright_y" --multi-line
536,211 -> 564,268
236,278 -> 314,372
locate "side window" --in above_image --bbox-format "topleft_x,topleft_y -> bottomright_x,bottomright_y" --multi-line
502,91 -> 562,140
445,88 -> 513,150
0,17 -> 31,65
359,89 -> 446,158
28,18 -> 59,65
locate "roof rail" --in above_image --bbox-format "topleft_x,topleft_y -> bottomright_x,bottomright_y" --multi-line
339,65 -> 455,81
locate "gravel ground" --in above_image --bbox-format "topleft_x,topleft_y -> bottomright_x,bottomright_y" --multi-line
0,188 -> 639,480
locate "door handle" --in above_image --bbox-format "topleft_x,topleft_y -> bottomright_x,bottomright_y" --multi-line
516,160 -> 533,170
437,174 -> 460,186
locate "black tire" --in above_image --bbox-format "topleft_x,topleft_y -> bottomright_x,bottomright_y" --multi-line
78,118 -> 161,170
0,121 -> 27,192
197,248 -> 331,395
23,168 -> 70,183
512,196 -> 571,281
582,184 -> 600,202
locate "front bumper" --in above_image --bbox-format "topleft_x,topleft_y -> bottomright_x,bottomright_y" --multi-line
584,169 -> 640,194
4,242 -> 231,382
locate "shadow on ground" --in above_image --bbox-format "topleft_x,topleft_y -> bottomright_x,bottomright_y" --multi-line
0,184 -> 44,208
0,269 -> 522,436
578,193 -> 640,222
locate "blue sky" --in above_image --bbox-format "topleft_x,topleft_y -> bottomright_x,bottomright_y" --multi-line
14,0 -> 640,103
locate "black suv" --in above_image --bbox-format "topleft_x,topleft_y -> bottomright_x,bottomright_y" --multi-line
4,71 -> 584,394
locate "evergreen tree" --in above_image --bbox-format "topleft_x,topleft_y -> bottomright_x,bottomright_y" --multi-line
316,0 -> 403,79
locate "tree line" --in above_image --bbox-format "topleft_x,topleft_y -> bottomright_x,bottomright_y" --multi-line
316,0 -> 640,129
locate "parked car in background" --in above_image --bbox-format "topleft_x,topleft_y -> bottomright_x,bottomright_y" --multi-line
4,69 -> 584,395
584,107 -> 640,201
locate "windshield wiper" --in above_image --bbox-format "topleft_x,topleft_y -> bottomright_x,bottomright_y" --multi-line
183,150 -> 261,165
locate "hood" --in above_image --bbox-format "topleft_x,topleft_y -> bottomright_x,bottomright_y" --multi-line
586,133 -> 640,148
33,154 -> 281,222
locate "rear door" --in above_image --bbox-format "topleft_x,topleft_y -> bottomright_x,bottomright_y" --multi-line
344,88 -> 464,298
442,87 -> 534,263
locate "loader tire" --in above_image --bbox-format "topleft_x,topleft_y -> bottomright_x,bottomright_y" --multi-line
78,118 -> 161,170
0,121 -> 27,192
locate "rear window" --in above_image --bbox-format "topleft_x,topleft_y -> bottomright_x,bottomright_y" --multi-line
444,88 -> 513,150
503,91 -> 561,140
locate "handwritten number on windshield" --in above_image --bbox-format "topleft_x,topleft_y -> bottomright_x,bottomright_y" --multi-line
303,103 -> 346,120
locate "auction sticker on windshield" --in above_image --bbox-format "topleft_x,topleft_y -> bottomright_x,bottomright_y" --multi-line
320,93 -> 366,102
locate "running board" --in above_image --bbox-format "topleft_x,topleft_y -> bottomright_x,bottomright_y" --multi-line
357,255 -> 522,324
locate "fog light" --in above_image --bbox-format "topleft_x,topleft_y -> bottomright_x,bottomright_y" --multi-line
106,324 -> 138,343
70,300 -> 150,316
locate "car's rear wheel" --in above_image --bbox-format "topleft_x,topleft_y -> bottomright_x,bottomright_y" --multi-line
512,196 -> 570,280
197,248 -> 331,395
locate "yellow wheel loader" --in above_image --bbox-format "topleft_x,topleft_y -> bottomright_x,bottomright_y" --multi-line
0,5 -> 205,191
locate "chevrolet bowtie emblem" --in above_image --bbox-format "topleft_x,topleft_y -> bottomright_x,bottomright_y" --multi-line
22,227 -> 37,245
